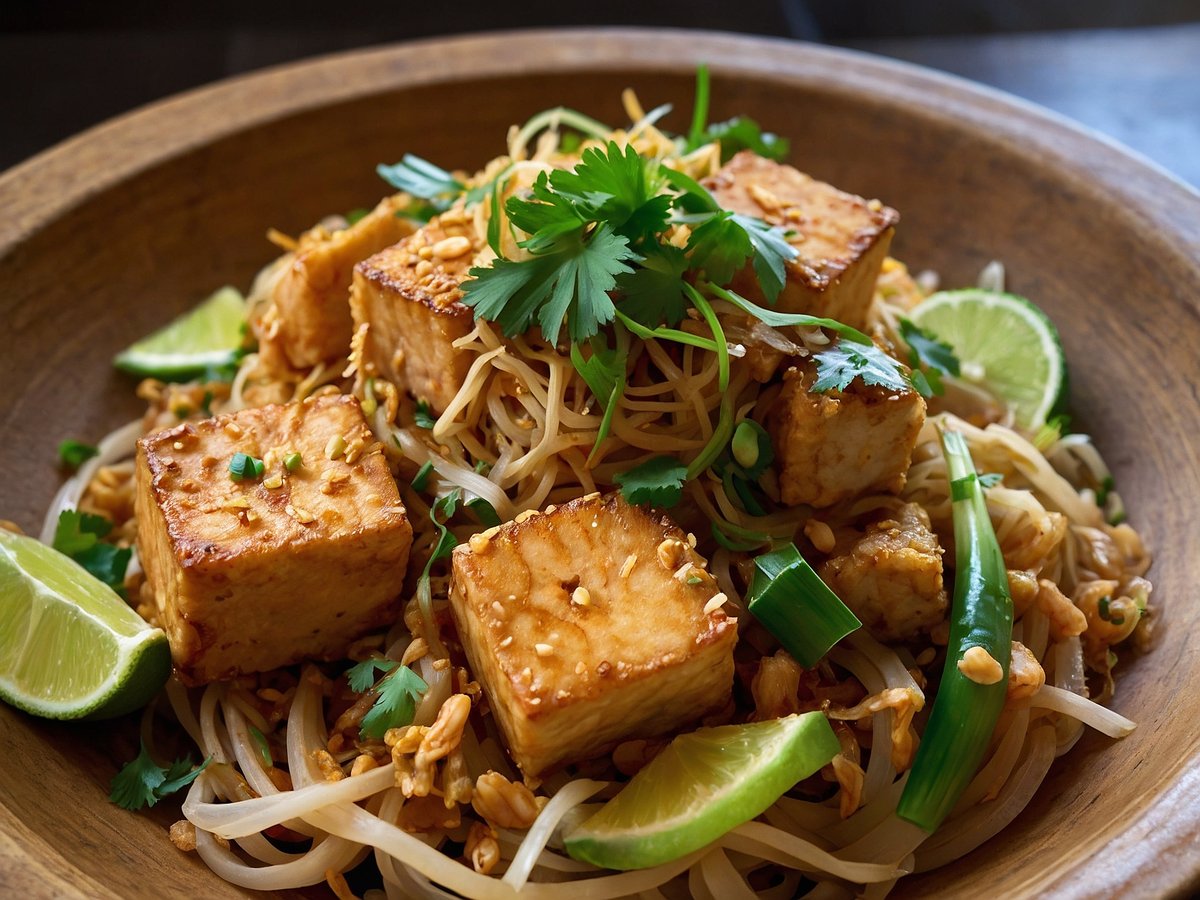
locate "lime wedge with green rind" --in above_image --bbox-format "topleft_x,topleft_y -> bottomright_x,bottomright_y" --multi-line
908,289 -> 1067,430
114,286 -> 246,381
563,711 -> 839,870
0,530 -> 170,720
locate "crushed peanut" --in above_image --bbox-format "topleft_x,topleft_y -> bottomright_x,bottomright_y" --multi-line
472,771 -> 541,829
168,819 -> 197,852
958,646 -> 1004,685
571,586 -> 591,606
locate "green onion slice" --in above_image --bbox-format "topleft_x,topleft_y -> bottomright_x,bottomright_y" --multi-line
746,543 -> 861,667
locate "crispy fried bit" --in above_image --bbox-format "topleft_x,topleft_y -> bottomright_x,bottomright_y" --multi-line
449,493 -> 737,776
472,771 -> 541,830
313,748 -> 346,782
411,694 -> 472,796
466,821 -> 501,875
771,360 -> 925,508
349,754 -> 379,778
819,503 -> 946,641
135,395 -> 412,684
1007,640 -> 1045,701
168,820 -> 197,852
1007,569 -> 1040,616
1036,578 -> 1088,640
827,686 -> 924,771
958,646 -> 1004,685
751,650 -> 804,720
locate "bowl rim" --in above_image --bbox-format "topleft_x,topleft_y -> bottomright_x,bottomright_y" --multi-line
1,27 -> 1197,899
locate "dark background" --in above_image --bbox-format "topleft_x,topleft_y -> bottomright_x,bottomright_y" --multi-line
2,1 -> 1198,185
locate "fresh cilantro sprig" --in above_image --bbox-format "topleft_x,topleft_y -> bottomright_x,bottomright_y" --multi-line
377,154 -> 466,218
614,455 -> 689,508
346,657 -> 399,693
109,741 -> 211,811
811,341 -> 912,394
899,318 -> 960,398
360,667 -> 428,739
52,510 -> 131,596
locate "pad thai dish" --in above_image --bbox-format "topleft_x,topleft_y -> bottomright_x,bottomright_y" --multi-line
8,72 -> 1154,899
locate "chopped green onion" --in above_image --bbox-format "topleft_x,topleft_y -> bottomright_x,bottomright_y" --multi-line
731,421 -> 761,470
685,64 -> 711,152
283,452 -> 303,473
229,452 -> 264,482
412,460 -> 435,492
361,378 -> 378,417
248,725 -> 273,769
58,439 -> 99,471
746,543 -> 861,667
897,428 -> 1013,833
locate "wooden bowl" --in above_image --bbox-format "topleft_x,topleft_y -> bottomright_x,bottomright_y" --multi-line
1,29 -> 1197,899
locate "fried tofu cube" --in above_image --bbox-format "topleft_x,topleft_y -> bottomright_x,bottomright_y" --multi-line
270,194 -> 417,368
135,394 -> 412,684
703,151 -> 898,331
819,503 -> 947,642
770,358 -> 925,507
351,214 -> 481,413
449,494 -> 737,777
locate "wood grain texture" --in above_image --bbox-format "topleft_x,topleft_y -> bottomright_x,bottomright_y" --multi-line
0,29 -> 1197,899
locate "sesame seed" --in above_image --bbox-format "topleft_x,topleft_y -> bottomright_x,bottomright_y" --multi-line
287,505 -> 315,524
325,435 -> 346,460
582,492 -> 601,501
433,658 -> 450,670
544,504 -> 557,514
507,595 -> 517,602
620,554 -> 637,578
418,246 -> 433,260
575,661 -> 587,675
469,533 -> 491,554
704,593 -> 728,615
520,667 -> 532,683
173,441 -> 184,451
686,532 -> 697,548
555,690 -> 570,700
657,539 -> 685,570
528,697 -> 541,706
515,509 -> 539,524
223,422 -> 243,438
571,587 -> 591,607
535,644 -> 554,657
499,636 -> 513,648
491,601 -> 505,615
415,259 -> 434,278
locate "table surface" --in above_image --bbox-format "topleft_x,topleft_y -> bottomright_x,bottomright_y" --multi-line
1,23 -> 1197,188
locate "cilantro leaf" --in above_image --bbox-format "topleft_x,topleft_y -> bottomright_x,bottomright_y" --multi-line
424,488 -> 462,579
686,210 -> 752,286
360,666 -> 428,739
701,117 -> 790,163
811,341 -> 911,394
978,472 -> 1004,488
467,497 -> 502,527
570,332 -> 628,459
58,439 -> 99,471
898,318 -> 960,397
548,142 -> 670,242
346,657 -> 399,693
615,455 -> 689,508
414,400 -> 436,429
731,213 -> 797,303
52,510 -> 131,595
376,154 -> 465,214
463,225 -> 636,344
616,243 -> 691,328
109,741 -> 210,811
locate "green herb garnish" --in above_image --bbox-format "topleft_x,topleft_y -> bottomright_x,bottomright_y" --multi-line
614,456 -> 690,508
414,400 -> 437,430
52,510 -> 131,595
229,452 -> 265,482
58,439 -> 99,471
109,741 -> 211,811
359,666 -> 429,740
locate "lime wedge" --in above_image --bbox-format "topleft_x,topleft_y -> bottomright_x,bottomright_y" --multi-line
908,289 -> 1066,430
0,530 -> 171,720
114,286 -> 246,381
564,712 -> 839,870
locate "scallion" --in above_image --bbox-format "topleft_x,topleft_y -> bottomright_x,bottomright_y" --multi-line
896,428 -> 1014,832
746,543 -> 861,667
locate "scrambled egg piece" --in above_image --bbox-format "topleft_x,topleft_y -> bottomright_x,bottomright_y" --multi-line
448,494 -> 737,777
770,358 -> 925,507
350,212 -> 480,413
819,503 -> 947,642
135,394 -> 412,683
704,151 -> 898,332
269,195 -> 416,368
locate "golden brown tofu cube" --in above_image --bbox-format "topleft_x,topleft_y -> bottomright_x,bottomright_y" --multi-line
351,214 -> 481,413
270,195 -> 417,368
135,394 -> 412,684
770,357 -> 925,508
449,494 -> 737,777
704,151 -> 898,331
819,503 -> 947,642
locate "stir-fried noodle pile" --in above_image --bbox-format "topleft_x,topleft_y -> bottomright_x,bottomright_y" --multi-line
54,87 -> 1153,899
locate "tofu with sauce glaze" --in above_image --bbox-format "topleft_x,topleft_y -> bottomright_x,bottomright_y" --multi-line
267,195 -> 417,368
770,356 -> 925,508
448,493 -> 737,777
350,212 -> 481,414
703,151 -> 898,334
135,394 -> 412,684
819,503 -> 947,642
